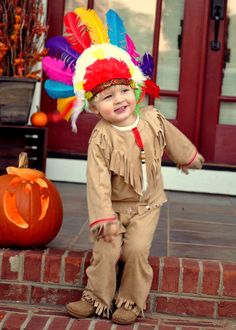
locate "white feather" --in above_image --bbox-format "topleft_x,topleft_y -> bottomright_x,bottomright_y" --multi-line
70,97 -> 84,133
141,162 -> 148,192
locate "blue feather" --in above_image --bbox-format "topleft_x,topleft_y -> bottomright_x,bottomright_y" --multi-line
106,9 -> 127,50
138,53 -> 154,77
44,79 -> 75,99
46,36 -> 79,70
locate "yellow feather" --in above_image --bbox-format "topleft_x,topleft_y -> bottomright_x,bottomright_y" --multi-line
57,96 -> 76,121
74,8 -> 109,44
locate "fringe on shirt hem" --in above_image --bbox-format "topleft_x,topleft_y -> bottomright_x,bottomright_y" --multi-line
82,290 -> 111,318
89,111 -> 167,197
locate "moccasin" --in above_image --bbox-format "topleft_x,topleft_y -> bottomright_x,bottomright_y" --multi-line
66,300 -> 96,318
112,307 -> 137,324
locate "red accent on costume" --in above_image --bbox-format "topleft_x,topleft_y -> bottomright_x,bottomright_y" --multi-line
182,149 -> 198,167
90,215 -> 117,228
83,58 -> 131,91
132,127 -> 144,150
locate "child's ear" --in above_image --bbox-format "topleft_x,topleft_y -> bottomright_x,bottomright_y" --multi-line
89,103 -> 99,115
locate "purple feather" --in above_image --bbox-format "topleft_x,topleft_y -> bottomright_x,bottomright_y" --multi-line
46,36 -> 79,71
138,53 -> 154,78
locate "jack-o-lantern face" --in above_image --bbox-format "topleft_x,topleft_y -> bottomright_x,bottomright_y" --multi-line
0,167 -> 63,247
3,176 -> 50,228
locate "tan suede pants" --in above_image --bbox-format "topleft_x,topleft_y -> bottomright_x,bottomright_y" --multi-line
83,204 -> 161,316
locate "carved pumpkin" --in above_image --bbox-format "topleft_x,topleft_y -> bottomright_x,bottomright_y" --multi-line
0,153 -> 63,247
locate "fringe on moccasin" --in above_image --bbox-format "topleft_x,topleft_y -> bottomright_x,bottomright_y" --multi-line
82,290 -> 111,318
115,296 -> 142,317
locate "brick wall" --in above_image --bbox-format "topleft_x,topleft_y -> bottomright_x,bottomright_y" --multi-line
0,248 -> 236,319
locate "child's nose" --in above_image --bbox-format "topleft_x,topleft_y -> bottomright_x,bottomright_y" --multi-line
114,92 -> 124,103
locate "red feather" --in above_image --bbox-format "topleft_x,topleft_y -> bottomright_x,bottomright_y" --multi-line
64,12 -> 91,53
48,99 -> 75,123
83,58 -> 131,91
143,79 -> 160,98
47,112 -> 64,123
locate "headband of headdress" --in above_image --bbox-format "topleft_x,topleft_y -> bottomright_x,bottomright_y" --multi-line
42,7 -> 160,132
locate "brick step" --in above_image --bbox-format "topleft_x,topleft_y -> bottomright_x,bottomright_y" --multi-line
0,248 -> 236,320
0,303 -> 233,330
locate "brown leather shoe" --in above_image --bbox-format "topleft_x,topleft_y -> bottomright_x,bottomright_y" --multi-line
66,300 -> 96,318
112,307 -> 137,325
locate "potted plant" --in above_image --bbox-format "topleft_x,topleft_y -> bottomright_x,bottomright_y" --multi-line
0,0 -> 48,124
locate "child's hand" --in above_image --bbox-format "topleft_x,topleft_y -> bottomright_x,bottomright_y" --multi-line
191,153 -> 205,169
102,223 -> 119,243
179,153 -> 205,175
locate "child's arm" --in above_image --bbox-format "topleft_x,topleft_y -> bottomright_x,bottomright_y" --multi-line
158,113 -> 205,171
177,152 -> 205,174
87,132 -> 120,242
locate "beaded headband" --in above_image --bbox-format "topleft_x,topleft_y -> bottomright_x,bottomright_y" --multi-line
85,78 -> 135,100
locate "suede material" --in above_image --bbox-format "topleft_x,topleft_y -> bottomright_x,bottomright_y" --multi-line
66,300 -> 95,318
83,107 -> 198,318
84,206 -> 160,313
87,107 -> 196,227
112,307 -> 138,325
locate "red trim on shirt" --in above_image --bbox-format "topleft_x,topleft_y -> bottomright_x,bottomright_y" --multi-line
182,149 -> 198,167
132,127 -> 144,150
90,215 -> 117,228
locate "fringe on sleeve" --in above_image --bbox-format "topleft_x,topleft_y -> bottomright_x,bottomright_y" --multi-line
143,107 -> 197,166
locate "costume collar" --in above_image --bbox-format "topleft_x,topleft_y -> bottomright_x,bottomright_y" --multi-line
112,115 -> 139,131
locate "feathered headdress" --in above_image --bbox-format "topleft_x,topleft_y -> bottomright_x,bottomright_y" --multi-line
43,8 -> 160,132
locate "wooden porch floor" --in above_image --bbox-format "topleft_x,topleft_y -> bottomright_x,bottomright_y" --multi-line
48,182 -> 236,262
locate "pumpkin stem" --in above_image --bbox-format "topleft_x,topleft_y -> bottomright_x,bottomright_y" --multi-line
18,152 -> 28,168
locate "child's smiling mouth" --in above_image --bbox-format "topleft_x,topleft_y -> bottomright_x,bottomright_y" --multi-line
114,106 -> 127,113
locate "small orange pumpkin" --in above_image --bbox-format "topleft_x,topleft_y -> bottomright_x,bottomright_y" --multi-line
0,153 -> 63,247
31,111 -> 48,127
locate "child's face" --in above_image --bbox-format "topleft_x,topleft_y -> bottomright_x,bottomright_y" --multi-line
90,84 -> 137,126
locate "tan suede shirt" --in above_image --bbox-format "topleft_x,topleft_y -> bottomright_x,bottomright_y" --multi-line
87,106 -> 197,230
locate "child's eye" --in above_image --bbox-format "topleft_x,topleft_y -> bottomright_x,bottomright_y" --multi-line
122,88 -> 130,93
103,93 -> 113,100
